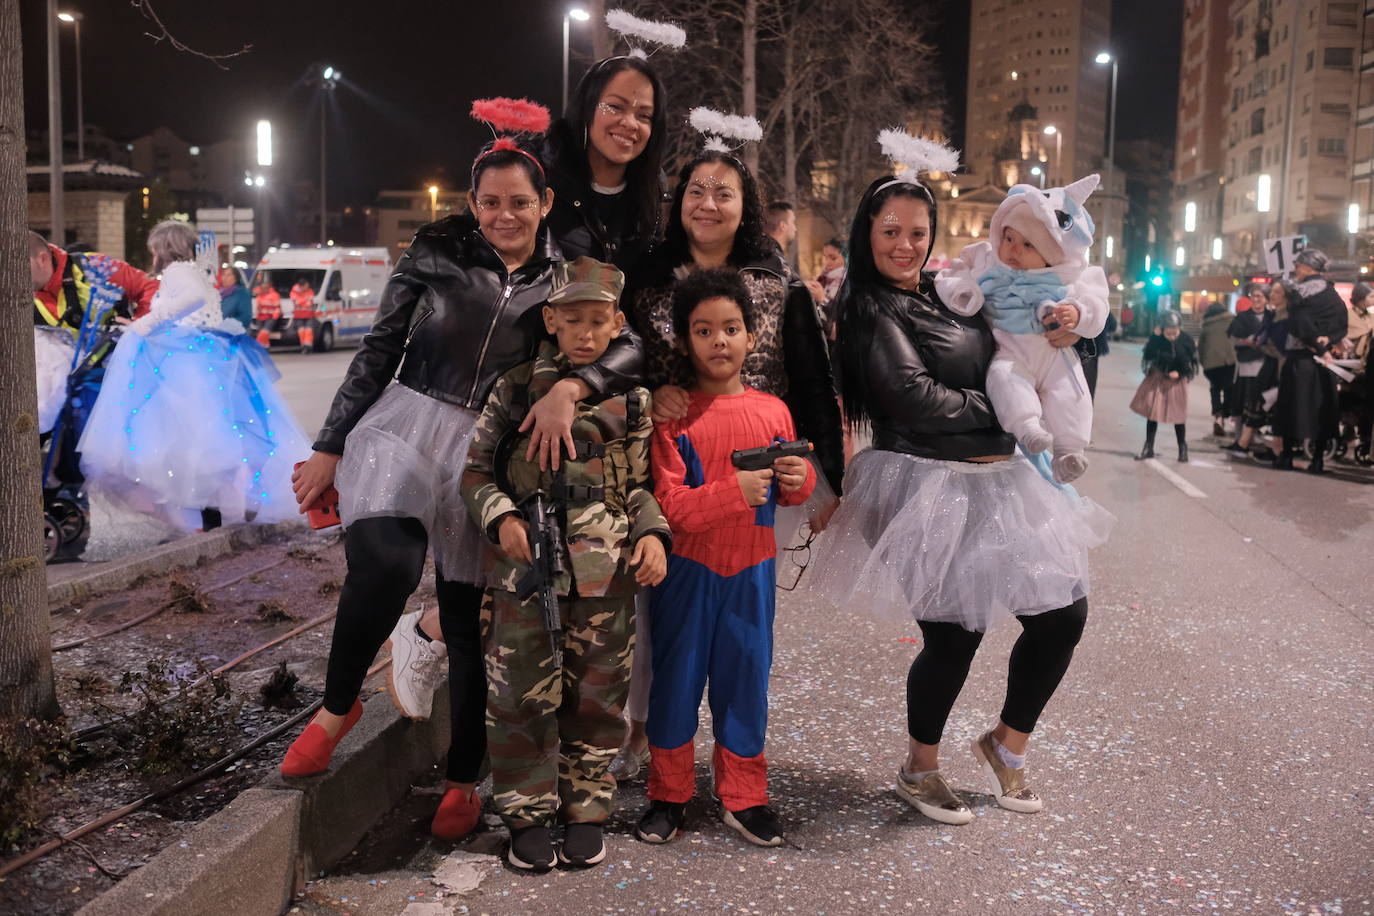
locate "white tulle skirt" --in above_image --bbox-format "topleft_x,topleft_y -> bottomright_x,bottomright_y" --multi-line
334,383 -> 485,585
809,448 -> 1114,632
78,325 -> 311,529
34,328 -> 76,435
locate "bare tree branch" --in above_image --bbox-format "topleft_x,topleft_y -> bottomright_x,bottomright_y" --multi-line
131,0 -> 252,69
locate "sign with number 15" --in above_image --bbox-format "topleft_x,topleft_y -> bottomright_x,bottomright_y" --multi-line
1263,235 -> 1306,276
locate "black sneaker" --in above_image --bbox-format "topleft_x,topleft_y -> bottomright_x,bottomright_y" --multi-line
722,804 -> 784,847
507,825 -> 555,871
635,800 -> 685,844
1221,443 -> 1249,458
1251,446 -> 1277,462
558,822 -> 606,867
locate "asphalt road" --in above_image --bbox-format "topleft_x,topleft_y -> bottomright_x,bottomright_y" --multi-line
283,343 -> 1374,916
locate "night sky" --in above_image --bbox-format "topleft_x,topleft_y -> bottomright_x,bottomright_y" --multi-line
21,0 -> 1181,210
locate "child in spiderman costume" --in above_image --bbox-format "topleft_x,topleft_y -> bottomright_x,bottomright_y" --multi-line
634,267 -> 814,849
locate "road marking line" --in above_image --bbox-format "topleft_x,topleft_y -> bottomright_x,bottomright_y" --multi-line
1144,458 -> 1207,499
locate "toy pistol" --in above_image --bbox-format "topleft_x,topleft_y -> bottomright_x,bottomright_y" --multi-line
731,439 -> 813,471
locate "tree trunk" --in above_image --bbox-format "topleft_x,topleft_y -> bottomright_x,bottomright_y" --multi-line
589,0 -> 611,60
741,0 -> 759,175
0,0 -> 59,724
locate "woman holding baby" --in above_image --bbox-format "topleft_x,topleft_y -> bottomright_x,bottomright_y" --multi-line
812,136 -> 1113,826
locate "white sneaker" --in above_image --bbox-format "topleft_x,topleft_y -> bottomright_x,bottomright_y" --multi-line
385,609 -> 446,720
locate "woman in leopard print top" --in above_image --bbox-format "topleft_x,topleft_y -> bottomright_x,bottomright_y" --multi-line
622,149 -> 844,494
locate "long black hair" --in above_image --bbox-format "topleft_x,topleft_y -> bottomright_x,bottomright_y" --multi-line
833,175 -> 939,429
658,150 -> 772,269
545,56 -> 667,242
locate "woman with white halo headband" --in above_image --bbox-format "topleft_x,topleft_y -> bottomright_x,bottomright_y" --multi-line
810,129 -> 1113,825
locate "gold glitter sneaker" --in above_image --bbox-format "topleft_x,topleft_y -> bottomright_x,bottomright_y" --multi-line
894,769 -> 973,825
971,731 -> 1043,813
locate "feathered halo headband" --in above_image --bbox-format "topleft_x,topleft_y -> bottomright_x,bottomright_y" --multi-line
470,98 -> 551,181
875,128 -> 960,193
605,9 -> 687,59
689,107 -> 763,155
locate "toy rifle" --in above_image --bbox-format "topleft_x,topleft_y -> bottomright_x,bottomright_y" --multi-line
513,488 -> 566,666
731,438 -> 813,471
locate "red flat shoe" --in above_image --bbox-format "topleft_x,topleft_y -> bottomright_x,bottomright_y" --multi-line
431,787 -> 482,840
280,699 -> 364,777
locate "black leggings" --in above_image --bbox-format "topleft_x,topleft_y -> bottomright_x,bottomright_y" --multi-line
322,516 -> 486,783
1144,420 -> 1187,449
906,599 -> 1088,745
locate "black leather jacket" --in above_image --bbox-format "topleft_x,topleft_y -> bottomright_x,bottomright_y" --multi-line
313,214 -> 644,453
543,156 -> 660,273
865,283 -> 1015,461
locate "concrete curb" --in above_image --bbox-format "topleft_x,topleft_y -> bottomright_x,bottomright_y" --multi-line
47,520 -> 307,607
76,788 -> 302,916
77,688 -> 451,916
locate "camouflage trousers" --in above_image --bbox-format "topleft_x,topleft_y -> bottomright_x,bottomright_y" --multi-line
480,588 -> 634,827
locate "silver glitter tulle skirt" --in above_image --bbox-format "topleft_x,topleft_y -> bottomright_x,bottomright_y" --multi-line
335,383 -> 485,584
809,448 -> 1114,632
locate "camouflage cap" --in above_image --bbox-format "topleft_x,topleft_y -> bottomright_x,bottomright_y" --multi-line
548,256 -> 624,305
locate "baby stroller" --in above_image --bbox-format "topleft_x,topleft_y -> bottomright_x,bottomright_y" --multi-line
37,261 -> 125,562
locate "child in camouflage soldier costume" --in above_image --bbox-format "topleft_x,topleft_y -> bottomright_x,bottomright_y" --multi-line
462,256 -> 671,872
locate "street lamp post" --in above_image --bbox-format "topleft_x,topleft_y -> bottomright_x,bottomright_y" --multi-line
315,66 -> 340,245
562,8 -> 590,114
1096,52 -> 1119,270
1030,165 -> 1045,190
256,120 -> 272,252
57,11 -> 83,162
47,0 -> 64,245
1043,125 -> 1062,185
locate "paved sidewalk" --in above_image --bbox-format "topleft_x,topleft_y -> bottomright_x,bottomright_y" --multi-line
286,344 -> 1374,915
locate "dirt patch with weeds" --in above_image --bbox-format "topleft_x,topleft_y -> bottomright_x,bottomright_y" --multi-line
0,528 -> 439,916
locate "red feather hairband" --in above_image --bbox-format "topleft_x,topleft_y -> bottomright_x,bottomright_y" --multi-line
470,98 -> 551,136
470,97 -> 550,182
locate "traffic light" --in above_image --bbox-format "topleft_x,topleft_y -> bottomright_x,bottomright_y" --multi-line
1150,274 -> 1164,288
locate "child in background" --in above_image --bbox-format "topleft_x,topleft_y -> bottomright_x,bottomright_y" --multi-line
935,175 -> 1110,483
636,267 -> 814,849
462,257 -> 671,872
1129,310 -> 1198,462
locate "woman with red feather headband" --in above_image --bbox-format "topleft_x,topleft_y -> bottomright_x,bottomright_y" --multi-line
280,98 -> 645,843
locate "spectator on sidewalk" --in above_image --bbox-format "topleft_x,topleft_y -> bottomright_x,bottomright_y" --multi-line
1224,291 -> 1265,447
1346,282 -> 1374,466
804,237 -> 847,339
1198,299 -> 1237,436
217,266 -> 254,331
763,200 -> 799,277
1272,249 -> 1346,474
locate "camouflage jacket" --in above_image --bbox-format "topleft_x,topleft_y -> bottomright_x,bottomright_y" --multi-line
462,341 -> 671,598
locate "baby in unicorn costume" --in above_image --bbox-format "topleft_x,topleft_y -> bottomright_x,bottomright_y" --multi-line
935,174 -> 1110,483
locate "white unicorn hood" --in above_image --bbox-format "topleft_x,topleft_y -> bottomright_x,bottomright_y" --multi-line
989,174 -> 1100,270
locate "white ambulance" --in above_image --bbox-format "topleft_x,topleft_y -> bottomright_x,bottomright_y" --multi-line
249,245 -> 391,352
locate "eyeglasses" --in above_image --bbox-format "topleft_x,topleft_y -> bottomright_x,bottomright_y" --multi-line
474,197 -> 541,214
776,524 -> 817,592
